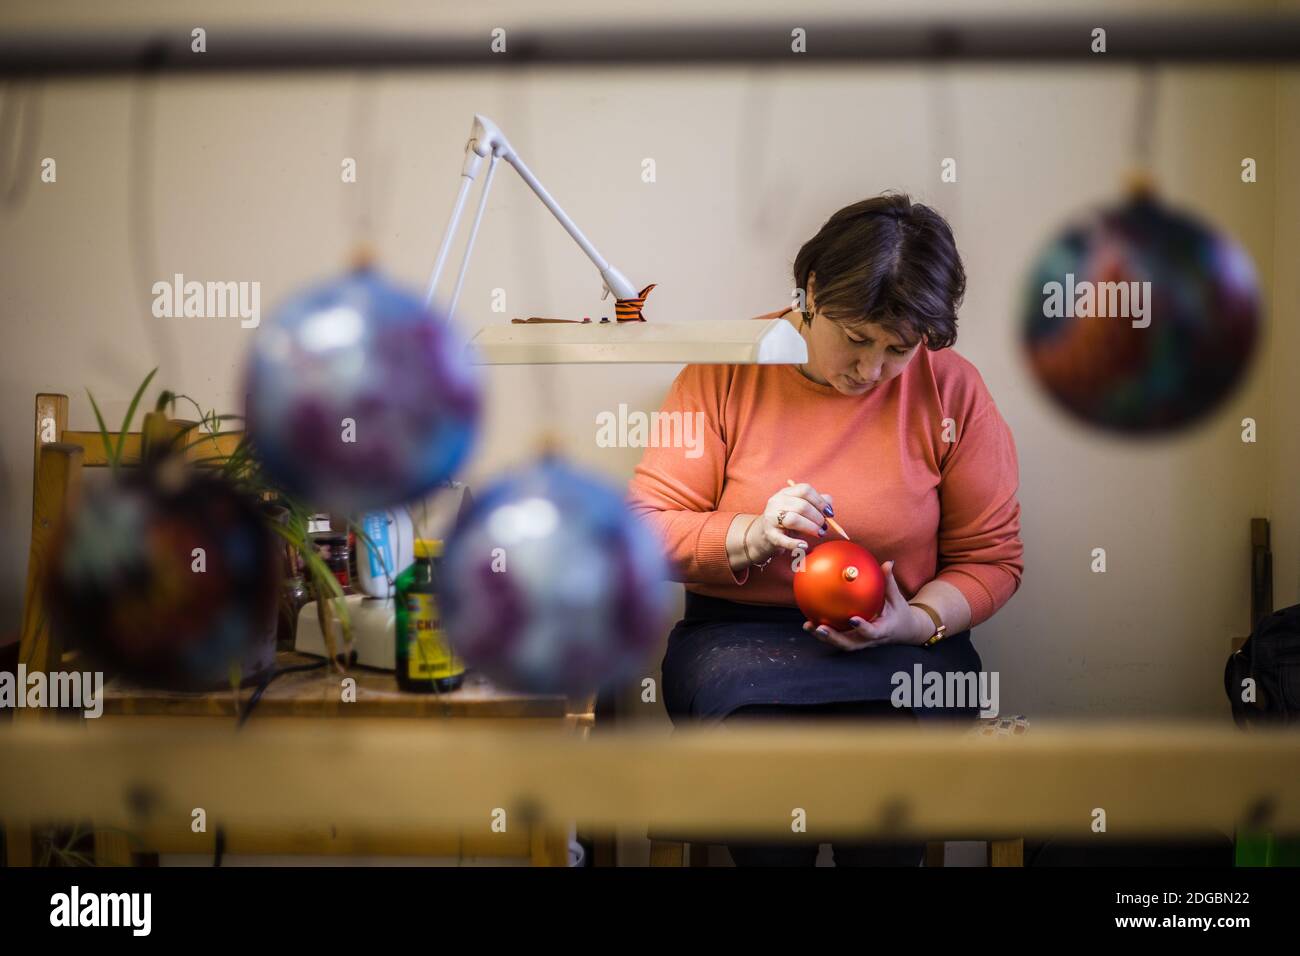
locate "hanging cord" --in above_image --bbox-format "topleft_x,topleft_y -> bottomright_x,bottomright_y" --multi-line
1134,65 -> 1159,169
927,62 -> 962,233
341,72 -> 394,256
0,79 -> 43,210
128,40 -> 179,374
1130,66 -> 1160,194
737,67 -> 785,238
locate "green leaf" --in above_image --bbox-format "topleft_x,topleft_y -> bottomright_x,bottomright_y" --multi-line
115,367 -> 158,465
86,389 -> 117,473
291,537 -> 353,667
173,415 -> 243,461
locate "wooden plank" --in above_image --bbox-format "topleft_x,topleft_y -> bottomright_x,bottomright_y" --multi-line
987,837 -> 1024,867
60,431 -> 144,467
17,444 -> 83,676
123,825 -> 531,858
5,827 -> 35,866
93,830 -> 134,866
2,720 -> 1299,838
649,841 -> 686,867
101,653 -> 577,719
33,394 -> 68,514
59,428 -> 243,467
590,831 -> 618,867
530,826 -> 570,867
12,443 -> 84,868
17,398 -> 71,869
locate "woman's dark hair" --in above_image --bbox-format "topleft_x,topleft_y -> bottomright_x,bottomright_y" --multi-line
793,192 -> 965,350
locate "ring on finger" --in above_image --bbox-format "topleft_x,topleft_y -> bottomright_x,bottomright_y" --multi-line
776,510 -> 787,529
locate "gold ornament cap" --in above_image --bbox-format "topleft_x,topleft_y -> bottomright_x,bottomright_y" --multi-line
1123,166 -> 1157,200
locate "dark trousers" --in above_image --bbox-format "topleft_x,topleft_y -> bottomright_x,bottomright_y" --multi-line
721,699 -> 926,867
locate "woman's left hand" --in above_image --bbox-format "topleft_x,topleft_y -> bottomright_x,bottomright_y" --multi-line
802,561 -> 933,650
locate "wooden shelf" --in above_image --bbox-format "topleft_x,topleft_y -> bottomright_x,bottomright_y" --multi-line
102,651 -> 596,722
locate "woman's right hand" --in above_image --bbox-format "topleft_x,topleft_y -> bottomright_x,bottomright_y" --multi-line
744,482 -> 834,564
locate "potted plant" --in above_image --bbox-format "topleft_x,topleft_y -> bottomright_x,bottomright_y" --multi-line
78,369 -> 356,690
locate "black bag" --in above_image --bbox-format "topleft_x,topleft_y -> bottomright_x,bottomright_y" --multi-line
1225,603 -> 1300,727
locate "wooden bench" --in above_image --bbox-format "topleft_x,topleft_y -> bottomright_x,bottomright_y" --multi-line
648,716 -> 1029,867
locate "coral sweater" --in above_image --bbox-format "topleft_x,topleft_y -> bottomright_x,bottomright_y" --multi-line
626,309 -> 1024,628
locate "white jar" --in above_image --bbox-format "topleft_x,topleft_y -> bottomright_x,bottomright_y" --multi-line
355,509 -> 415,598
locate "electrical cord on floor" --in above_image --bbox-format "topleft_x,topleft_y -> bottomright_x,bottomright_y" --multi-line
236,659 -> 328,729
214,659 -> 330,865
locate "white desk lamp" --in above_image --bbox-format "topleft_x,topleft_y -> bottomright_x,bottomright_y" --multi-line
425,114 -> 807,366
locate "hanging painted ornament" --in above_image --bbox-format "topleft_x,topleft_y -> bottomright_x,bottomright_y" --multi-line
245,265 -> 481,512
48,464 -> 281,690
1021,186 -> 1261,435
438,453 -> 669,695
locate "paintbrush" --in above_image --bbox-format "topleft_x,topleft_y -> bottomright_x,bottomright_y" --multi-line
787,479 -> 850,540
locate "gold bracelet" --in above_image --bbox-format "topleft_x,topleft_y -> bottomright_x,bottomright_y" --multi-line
741,515 -> 773,569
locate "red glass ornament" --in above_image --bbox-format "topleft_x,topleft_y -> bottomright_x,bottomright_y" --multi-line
792,540 -> 886,631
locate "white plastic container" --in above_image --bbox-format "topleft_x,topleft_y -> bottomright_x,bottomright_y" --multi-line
355,509 -> 415,599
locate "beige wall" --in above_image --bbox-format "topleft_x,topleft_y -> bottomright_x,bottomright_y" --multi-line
1270,71 -> 1300,653
2,0 -> 1296,731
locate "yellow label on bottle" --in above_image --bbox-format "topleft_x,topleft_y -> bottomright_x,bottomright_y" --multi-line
406,592 -> 462,680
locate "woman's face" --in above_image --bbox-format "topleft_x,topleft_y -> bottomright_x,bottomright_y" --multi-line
799,309 -> 922,396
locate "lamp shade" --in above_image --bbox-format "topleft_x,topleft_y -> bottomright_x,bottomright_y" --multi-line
467,317 -> 808,365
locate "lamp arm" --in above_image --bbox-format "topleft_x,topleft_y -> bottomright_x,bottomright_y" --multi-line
425,114 -> 639,314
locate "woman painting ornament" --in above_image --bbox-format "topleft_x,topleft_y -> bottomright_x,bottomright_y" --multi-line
627,193 -> 1025,866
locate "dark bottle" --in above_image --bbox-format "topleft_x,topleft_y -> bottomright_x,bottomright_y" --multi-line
395,539 -> 464,693
310,527 -> 351,594
277,574 -> 310,652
